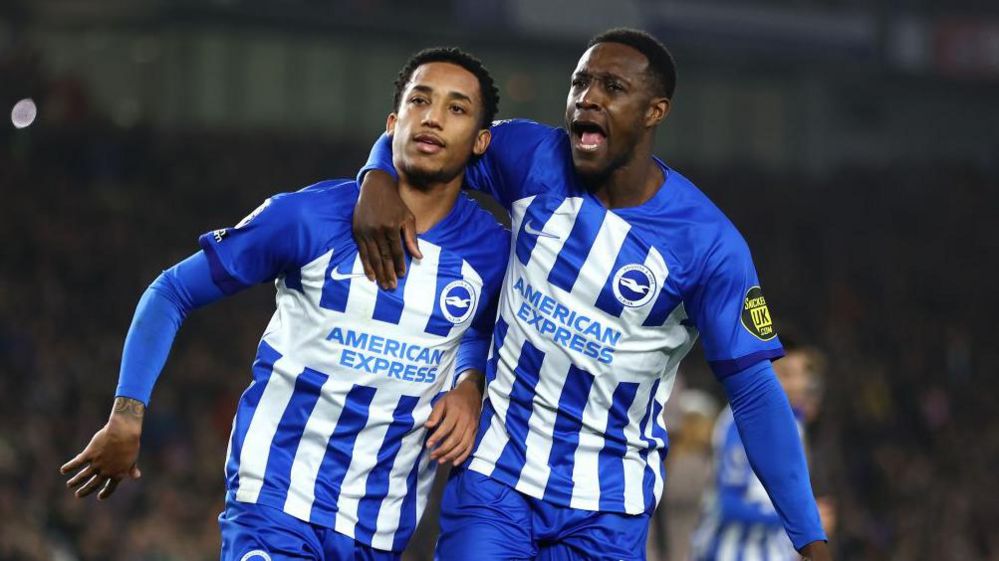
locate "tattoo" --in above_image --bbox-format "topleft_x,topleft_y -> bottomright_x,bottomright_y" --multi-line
112,397 -> 145,419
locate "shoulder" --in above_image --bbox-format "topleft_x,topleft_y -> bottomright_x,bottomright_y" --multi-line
659,168 -> 754,276
451,194 -> 511,279
253,179 -> 357,227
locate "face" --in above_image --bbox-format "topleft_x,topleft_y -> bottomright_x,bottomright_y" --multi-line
564,42 -> 669,182
388,62 -> 490,187
775,350 -> 823,421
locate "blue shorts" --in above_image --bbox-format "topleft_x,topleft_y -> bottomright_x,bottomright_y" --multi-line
218,498 -> 399,561
436,469 -> 650,561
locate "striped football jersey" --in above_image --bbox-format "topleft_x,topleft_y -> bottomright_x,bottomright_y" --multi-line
199,180 -> 508,552
690,407 -> 803,561
456,120 -> 785,515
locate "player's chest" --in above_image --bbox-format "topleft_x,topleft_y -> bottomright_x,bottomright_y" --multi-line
294,243 -> 484,340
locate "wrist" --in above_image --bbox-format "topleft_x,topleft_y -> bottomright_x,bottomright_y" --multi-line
109,396 -> 145,431
455,370 -> 485,396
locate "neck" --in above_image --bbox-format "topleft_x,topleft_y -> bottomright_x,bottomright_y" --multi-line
397,171 -> 464,234
589,138 -> 664,209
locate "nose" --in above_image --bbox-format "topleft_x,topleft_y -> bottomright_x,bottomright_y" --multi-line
421,103 -> 444,130
575,85 -> 602,112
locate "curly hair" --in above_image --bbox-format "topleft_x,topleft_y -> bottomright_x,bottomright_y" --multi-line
393,47 -> 500,129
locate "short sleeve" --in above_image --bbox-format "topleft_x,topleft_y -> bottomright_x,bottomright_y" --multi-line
686,235 -> 784,378
198,193 -> 315,294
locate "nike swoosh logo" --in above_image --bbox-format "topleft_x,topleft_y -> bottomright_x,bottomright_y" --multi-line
524,221 -> 559,239
330,269 -> 366,281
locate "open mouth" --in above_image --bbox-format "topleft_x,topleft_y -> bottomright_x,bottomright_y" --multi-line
570,120 -> 607,152
413,133 -> 445,153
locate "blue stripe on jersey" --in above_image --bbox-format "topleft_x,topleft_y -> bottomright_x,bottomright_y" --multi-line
320,252 -> 356,313
373,254 -> 413,325
354,395 -> 420,545
642,282 -> 680,326
310,384 -> 377,526
485,317 -> 510,385
597,381 -> 641,511
542,364 -> 596,504
392,391 -> 442,552
637,379 -> 664,512
515,196 -> 560,266
392,444 -> 427,552
547,198 -> 606,293
594,232 -> 652,317
492,340 -> 545,480
227,341 -> 282,491
424,251 -> 463,337
257,367 -> 329,503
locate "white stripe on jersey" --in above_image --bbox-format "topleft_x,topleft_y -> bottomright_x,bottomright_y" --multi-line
283,376 -> 355,520
234,354 -> 303,503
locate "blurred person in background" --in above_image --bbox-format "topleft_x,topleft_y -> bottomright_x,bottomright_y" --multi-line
355,28 -> 829,561
690,336 -> 829,561
59,47 -> 509,561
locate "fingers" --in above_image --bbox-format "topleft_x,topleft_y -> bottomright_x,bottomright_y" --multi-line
402,215 -> 422,260
61,452 -> 88,474
424,400 -> 446,430
65,465 -> 97,489
76,473 -> 108,498
428,413 -> 459,458
374,236 -> 398,290
430,421 -> 469,463
443,426 -> 476,466
356,238 -> 375,282
362,238 -> 386,286
97,477 -> 120,500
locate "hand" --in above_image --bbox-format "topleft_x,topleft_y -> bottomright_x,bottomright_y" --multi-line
60,397 -> 144,500
425,372 -> 485,466
353,170 -> 422,290
800,540 -> 831,561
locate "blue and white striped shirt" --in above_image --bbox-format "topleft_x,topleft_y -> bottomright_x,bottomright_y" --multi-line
691,406 -> 803,561
199,180 -> 508,551
436,120 -> 785,515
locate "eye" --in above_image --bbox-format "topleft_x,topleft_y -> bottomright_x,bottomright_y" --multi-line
409,96 -> 428,105
571,77 -> 588,88
607,81 -> 624,92
450,104 -> 467,114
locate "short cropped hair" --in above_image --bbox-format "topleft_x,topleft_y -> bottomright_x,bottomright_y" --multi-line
587,28 -> 677,99
393,47 -> 500,129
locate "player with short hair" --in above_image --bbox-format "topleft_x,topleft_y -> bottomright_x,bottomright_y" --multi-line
60,47 -> 509,561
691,338 -> 828,561
354,28 -> 830,561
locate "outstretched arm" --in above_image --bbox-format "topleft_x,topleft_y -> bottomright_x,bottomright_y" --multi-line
60,252 -> 224,499
722,360 -> 829,560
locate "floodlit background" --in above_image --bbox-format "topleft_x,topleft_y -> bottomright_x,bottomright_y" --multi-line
2,0 -> 997,559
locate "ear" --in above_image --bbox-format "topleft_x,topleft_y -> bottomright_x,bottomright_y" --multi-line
386,113 -> 397,136
472,127 -> 491,156
645,97 -> 670,128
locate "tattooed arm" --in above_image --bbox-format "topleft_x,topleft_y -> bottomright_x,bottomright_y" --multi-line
60,397 -> 145,500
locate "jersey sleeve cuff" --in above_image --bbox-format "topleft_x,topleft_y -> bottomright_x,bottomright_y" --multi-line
709,348 -> 785,380
198,234 -> 249,295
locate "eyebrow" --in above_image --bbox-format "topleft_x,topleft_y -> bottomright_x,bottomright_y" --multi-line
573,70 -> 632,85
411,84 -> 473,104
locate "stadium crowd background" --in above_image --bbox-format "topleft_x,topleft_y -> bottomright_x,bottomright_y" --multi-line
2,1 -> 997,559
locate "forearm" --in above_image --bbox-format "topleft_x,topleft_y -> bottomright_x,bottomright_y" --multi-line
115,252 -> 224,405
722,360 -> 826,550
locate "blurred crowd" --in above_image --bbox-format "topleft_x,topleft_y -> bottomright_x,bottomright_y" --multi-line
2,47 -> 997,561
